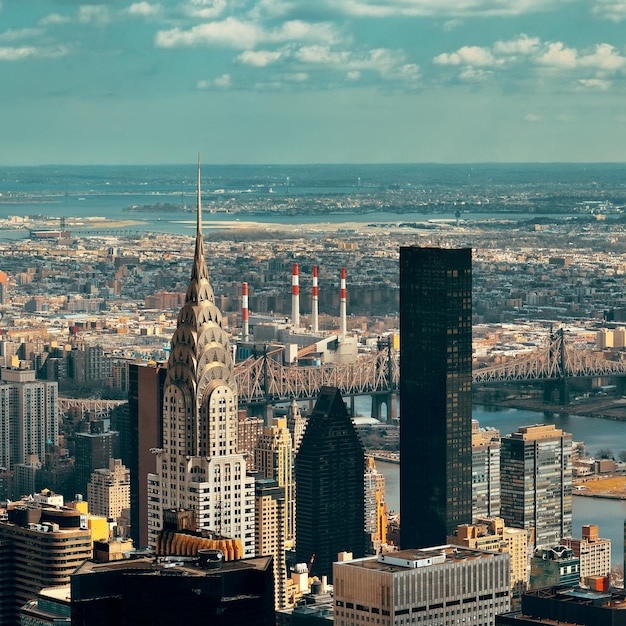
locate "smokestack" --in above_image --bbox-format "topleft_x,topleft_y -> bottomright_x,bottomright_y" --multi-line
340,267 -> 347,339
292,264 -> 300,328
312,265 -> 319,334
242,282 -> 249,341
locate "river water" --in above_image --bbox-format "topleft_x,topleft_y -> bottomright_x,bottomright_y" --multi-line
373,405 -> 626,565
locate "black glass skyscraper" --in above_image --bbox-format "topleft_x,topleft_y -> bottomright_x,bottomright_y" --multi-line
399,246 -> 473,549
295,386 -> 365,582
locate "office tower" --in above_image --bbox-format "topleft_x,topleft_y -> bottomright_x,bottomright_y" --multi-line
364,457 -> 387,553
295,386 -> 365,582
472,419 -> 501,519
530,545 -> 580,589
254,417 -> 295,544
500,424 -> 572,548
255,478 -> 288,609
450,517 -> 529,610
333,546 -> 510,626
399,246 -> 473,549
74,431 -> 120,497
286,397 -> 306,453
127,361 -> 166,548
87,458 -> 130,523
71,553 -> 275,626
562,524 -> 611,581
0,501 -> 92,626
0,364 -> 58,478
147,163 -> 255,556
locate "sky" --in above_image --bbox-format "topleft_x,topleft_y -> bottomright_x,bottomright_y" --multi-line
2,0 -> 626,165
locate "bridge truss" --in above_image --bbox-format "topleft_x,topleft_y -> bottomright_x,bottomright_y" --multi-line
473,328 -> 626,385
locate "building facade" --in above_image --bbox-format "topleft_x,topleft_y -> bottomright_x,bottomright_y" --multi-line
399,246 -> 473,549
472,420 -> 501,519
255,478 -> 288,610
254,417 -> 295,544
87,458 -> 130,522
295,386 -> 365,582
500,424 -> 572,548
562,524 -> 611,581
333,546 -> 510,626
147,165 -> 254,556
0,365 -> 58,478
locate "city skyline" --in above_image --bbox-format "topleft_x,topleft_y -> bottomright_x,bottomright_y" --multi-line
3,2 -> 626,165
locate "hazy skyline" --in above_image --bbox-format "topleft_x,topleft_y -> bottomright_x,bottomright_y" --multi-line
3,1 -> 626,165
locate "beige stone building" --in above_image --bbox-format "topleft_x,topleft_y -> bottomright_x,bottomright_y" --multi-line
562,524 -> 611,581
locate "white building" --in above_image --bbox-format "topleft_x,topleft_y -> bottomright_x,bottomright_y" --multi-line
87,458 -> 130,521
147,165 -> 255,556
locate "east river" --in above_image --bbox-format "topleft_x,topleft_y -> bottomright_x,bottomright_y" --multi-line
374,406 -> 626,565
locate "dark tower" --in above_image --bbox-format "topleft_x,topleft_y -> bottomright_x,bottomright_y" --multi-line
399,246 -> 473,549
295,386 -> 365,582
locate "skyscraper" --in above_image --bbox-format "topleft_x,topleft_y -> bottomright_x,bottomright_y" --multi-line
147,162 -> 255,556
254,417 -> 295,544
295,386 -> 365,582
500,424 -> 572,548
0,364 -> 58,479
399,246 -> 473,549
472,419 -> 501,519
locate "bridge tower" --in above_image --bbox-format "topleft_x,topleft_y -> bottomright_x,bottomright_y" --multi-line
543,328 -> 569,404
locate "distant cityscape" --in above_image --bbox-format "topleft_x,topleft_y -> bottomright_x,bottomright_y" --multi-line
2,164 -> 626,625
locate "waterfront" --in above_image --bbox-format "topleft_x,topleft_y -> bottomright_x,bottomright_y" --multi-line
377,405 -> 626,565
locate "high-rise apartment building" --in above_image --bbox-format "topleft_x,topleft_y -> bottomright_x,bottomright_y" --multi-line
0,364 -> 58,479
254,417 -> 295,544
333,546 -> 510,626
472,419 -> 501,519
286,398 -> 306,453
399,246 -> 473,549
364,457 -> 386,553
87,458 -> 130,522
295,386 -> 365,582
255,478 -> 288,610
500,424 -> 572,548
147,164 -> 255,556
562,524 -> 611,581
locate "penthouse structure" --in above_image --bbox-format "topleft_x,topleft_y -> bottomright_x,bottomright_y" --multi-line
147,162 -> 255,555
333,546 -> 510,626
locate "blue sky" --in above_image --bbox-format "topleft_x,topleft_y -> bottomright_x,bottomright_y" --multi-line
2,0 -> 626,164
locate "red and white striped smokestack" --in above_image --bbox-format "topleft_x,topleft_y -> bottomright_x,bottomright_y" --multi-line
242,282 -> 249,341
340,267 -> 347,339
292,263 -> 300,328
312,266 -> 319,334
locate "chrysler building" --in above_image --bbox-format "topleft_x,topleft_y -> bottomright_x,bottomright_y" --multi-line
147,161 -> 255,556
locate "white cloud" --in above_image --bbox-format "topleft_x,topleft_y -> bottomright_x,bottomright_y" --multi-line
459,67 -> 493,81
537,42 -> 577,69
237,49 -> 284,66
336,0 -> 573,17
493,34 -> 540,55
185,0 -> 227,19
593,0 -> 626,21
0,45 -> 68,61
578,44 -> 626,71
284,71 -> 308,82
347,70 -> 361,80
443,19 -> 463,31
0,28 -> 42,43
124,2 -> 162,17
523,113 -> 543,123
434,45 -> 500,67
39,13 -> 71,26
155,18 -> 340,50
78,6 -> 111,25
197,73 -> 232,89
577,78 -> 611,90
